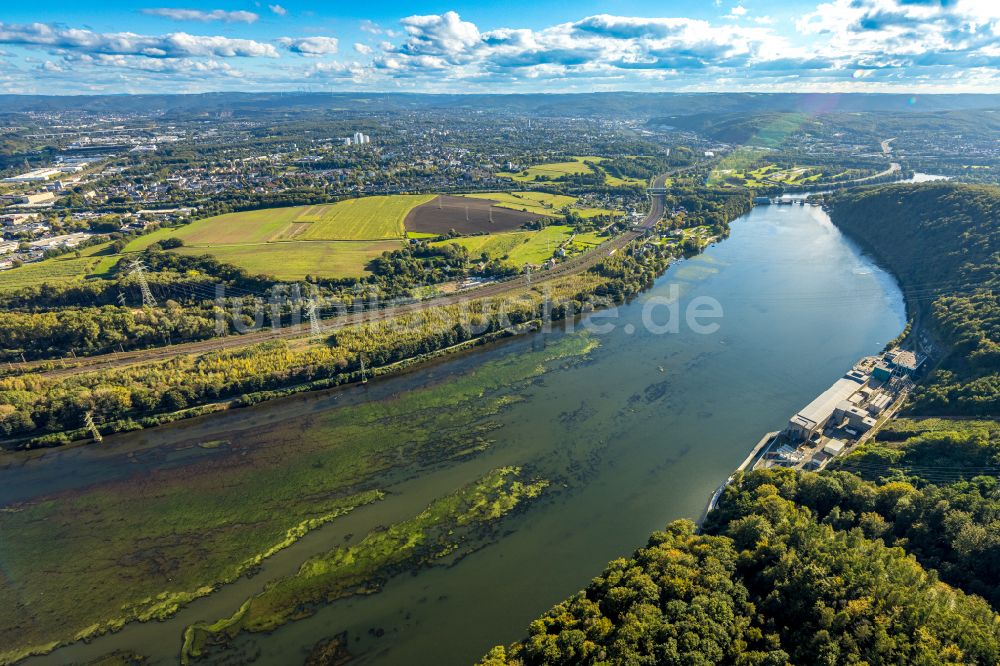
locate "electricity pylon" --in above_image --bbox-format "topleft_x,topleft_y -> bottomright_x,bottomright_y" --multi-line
128,259 -> 156,307
305,289 -> 322,336
84,411 -> 103,443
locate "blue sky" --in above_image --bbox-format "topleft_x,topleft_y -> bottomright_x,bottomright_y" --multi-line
1,0 -> 998,94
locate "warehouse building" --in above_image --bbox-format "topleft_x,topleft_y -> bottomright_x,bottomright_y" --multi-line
787,373 -> 868,441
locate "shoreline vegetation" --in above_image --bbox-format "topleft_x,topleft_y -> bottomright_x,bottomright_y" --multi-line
481,181 -> 1000,665
0,186 -> 749,450
2,245 -> 662,449
0,182 -> 750,664
0,333 -> 599,665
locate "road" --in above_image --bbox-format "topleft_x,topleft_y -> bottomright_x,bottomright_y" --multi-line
852,161 -> 901,184
21,177 -> 670,380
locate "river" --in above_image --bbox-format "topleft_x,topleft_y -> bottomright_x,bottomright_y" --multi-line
4,201 -> 905,665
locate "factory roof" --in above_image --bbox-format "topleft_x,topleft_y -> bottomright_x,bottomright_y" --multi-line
823,439 -> 847,456
793,376 -> 866,429
890,349 -> 919,371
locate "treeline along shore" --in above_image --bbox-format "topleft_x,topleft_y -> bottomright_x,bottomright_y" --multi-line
480,181 -> 1000,665
0,186 -> 751,449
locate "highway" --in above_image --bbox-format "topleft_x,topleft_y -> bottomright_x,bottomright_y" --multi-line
19,177 -> 669,380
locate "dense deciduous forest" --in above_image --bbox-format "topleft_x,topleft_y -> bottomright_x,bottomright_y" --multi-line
828,183 -> 1000,416
482,182 -> 1000,666
483,421 -> 1000,665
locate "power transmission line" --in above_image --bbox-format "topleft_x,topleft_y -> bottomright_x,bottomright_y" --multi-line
128,259 -> 157,308
83,411 -> 103,443
305,288 -> 322,337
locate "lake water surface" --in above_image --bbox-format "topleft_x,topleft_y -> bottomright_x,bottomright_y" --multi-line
7,201 -> 905,665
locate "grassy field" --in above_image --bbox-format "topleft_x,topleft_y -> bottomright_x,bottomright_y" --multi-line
461,191 -> 613,219
0,242 -> 117,293
433,224 -> 606,267
0,192 -> 605,289
498,156 -> 605,183
174,240 -> 403,279
710,160 -> 827,188
296,195 -> 433,240
498,157 -> 645,188
127,196 -> 431,253
114,195 -> 435,280
603,172 -> 648,187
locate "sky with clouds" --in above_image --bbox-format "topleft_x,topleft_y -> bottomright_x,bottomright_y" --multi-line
1,0 -> 998,94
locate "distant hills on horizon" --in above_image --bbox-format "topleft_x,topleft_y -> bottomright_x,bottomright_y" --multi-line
2,91 -> 999,118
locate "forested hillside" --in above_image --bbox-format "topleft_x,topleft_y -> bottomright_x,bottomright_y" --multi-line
481,182 -> 1000,665
828,183 -> 1000,415
482,420 -> 1000,665
483,466 -> 1000,665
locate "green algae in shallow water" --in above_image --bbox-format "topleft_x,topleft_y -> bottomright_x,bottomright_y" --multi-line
0,490 -> 382,666
181,467 -> 549,663
0,333 -> 598,665
82,650 -> 148,666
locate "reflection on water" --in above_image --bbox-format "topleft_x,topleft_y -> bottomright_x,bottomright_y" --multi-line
8,202 -> 905,666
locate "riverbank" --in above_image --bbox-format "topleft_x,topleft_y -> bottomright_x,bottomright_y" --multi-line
1,240 -> 661,450
1,199 -> 904,666
1,334 -> 603,665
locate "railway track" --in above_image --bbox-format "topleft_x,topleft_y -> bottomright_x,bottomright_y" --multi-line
19,177 -> 669,380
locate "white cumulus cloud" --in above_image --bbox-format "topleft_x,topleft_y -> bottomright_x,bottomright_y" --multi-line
0,21 -> 278,57
277,36 -> 339,56
141,8 -> 259,24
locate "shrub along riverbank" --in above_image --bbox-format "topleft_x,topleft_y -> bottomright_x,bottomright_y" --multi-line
1,234 -> 677,449
0,333 -> 598,665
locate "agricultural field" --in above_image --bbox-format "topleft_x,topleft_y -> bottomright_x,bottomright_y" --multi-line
404,195 -> 547,235
127,195 -> 430,252
115,195 -> 434,279
0,242 -> 117,292
433,225 -> 606,267
296,195 -> 433,240
173,240 -> 402,280
461,191 -> 612,219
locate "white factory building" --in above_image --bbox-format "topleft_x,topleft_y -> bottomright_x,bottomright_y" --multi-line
2,167 -> 63,183
787,368 -> 871,441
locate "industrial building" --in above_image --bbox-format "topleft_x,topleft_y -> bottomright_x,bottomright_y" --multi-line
1,167 -> 63,183
885,348 -> 921,376
872,361 -> 893,382
787,372 -> 868,441
833,401 -> 877,434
